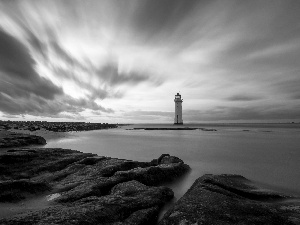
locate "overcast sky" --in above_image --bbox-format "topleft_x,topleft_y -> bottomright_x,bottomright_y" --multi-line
0,0 -> 300,123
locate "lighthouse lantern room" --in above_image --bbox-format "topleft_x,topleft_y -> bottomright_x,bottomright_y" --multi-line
174,93 -> 183,125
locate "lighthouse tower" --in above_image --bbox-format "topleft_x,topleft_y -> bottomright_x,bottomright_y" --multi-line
174,93 -> 183,125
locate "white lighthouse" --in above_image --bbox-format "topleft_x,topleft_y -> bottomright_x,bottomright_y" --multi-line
174,93 -> 183,125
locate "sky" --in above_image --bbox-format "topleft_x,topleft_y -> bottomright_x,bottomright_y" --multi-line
0,0 -> 300,123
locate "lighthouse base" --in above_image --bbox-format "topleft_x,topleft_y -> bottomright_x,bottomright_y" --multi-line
174,122 -> 183,125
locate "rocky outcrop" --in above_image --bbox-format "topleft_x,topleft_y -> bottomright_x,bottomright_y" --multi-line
0,179 -> 50,202
0,131 -> 46,148
159,174 -> 300,225
0,149 -> 190,224
1,181 -> 173,225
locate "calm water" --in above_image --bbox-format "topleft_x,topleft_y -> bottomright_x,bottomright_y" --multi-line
44,123 -> 300,200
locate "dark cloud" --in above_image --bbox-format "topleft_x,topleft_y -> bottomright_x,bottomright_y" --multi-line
271,76 -> 300,100
226,94 -> 262,101
0,92 -> 113,118
0,29 -> 63,100
65,97 -> 114,113
211,1 -> 300,71
133,0 -> 200,38
1,114 -> 20,119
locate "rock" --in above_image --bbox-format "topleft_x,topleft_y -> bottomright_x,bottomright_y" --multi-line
118,206 -> 160,225
0,148 -> 95,180
159,174 -> 300,225
0,150 -> 38,165
0,131 -> 46,148
0,121 -> 118,133
0,149 -> 189,224
0,180 -> 173,225
158,154 -> 183,164
115,162 -> 190,186
0,179 -> 50,202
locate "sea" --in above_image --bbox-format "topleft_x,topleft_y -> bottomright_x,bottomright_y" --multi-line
43,123 -> 300,201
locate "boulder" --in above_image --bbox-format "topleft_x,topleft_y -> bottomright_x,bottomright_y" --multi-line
0,179 -> 50,202
0,131 -> 46,148
115,162 -> 189,185
0,180 -> 173,224
159,174 -> 300,225
0,149 -> 189,224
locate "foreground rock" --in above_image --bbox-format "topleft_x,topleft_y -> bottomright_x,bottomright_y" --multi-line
1,181 -> 173,225
0,131 -> 46,148
159,174 -> 300,225
0,148 -> 189,224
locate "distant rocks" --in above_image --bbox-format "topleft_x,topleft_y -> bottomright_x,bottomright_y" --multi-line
0,149 -> 190,224
199,128 -> 217,131
159,174 -> 300,225
0,120 -> 118,132
0,131 -> 46,148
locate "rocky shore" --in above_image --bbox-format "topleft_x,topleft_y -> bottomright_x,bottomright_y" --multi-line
0,148 -> 189,224
159,174 -> 300,225
0,131 -> 46,148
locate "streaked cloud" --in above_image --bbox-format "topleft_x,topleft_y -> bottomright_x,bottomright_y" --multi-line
226,95 -> 262,102
0,29 -> 63,100
0,0 -> 299,122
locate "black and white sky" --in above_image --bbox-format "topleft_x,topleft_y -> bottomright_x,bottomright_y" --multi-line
0,0 -> 300,123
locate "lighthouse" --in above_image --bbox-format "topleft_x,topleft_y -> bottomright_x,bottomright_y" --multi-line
174,93 -> 183,125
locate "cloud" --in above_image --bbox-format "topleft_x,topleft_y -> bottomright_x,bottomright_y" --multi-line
0,29 -> 113,118
96,61 -> 155,87
0,92 -> 113,118
184,104 -> 300,122
0,29 -> 63,100
0,4 -> 158,118
124,110 -> 173,117
132,0 -> 200,38
1,0 -> 300,122
122,110 -> 173,122
122,111 -> 174,123
8,10 -> 161,99
271,76 -> 300,100
226,94 -> 262,101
